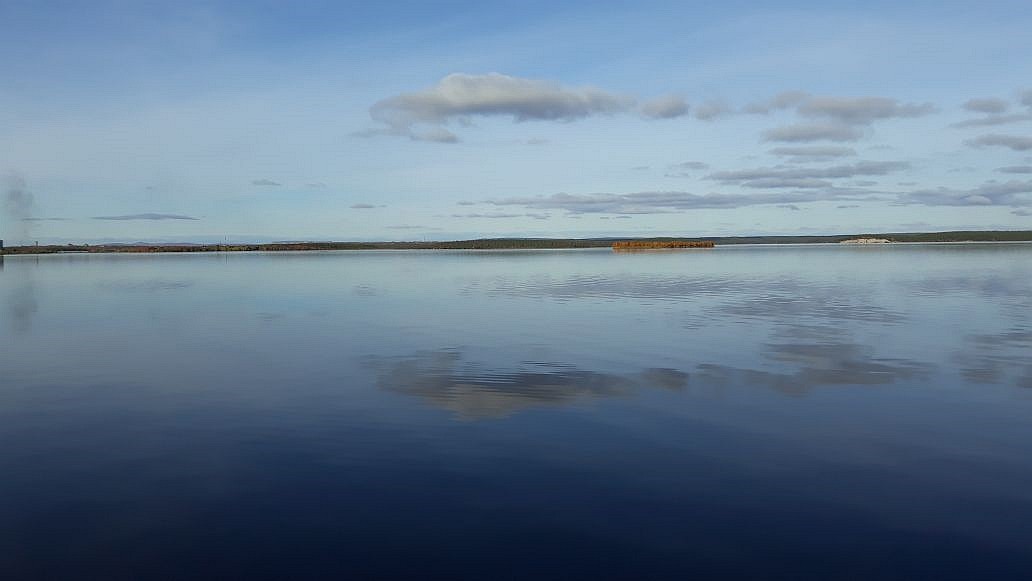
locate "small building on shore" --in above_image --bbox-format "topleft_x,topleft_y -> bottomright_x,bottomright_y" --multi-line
840,238 -> 891,244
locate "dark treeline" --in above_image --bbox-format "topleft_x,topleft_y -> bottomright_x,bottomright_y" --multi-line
3,230 -> 1031,255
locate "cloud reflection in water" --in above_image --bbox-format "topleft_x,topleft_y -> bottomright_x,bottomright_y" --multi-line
371,349 -> 687,419
697,340 -> 929,396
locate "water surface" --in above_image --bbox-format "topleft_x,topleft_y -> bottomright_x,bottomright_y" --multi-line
2,244 -> 1031,579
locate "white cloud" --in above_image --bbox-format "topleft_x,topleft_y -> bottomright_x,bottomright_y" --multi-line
368,73 -> 634,141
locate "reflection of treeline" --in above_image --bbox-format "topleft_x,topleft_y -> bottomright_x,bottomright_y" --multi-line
612,240 -> 714,249
4,230 -> 1031,254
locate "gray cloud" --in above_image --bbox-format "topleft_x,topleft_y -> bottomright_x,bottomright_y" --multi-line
707,161 -> 909,185
411,127 -> 459,143
456,200 -> 476,206
92,213 -> 199,220
763,122 -> 864,142
963,98 -> 1009,114
306,182 -> 328,188
487,188 -> 872,215
369,73 -> 633,141
742,91 -> 810,114
997,166 -> 1032,174
951,114 -> 1032,128
641,95 -> 689,119
251,179 -> 281,186
759,94 -> 934,144
797,96 -> 935,125
768,145 -> 857,161
899,180 -> 1032,207
966,134 -> 1032,151
20,217 -> 67,221
694,100 -> 733,121
673,161 -> 710,170
350,203 -> 378,209
1013,209 -> 1032,216
1022,90 -> 1032,108
387,224 -> 441,230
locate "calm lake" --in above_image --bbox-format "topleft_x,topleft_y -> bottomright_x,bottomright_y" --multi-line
2,244 -> 1031,579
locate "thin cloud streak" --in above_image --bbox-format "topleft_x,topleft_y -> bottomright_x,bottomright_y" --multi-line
899,180 -> 1032,207
487,188 -> 878,215
963,98 -> 1009,114
763,123 -> 864,142
707,161 -> 910,185
93,214 -> 199,221
966,134 -> 1032,151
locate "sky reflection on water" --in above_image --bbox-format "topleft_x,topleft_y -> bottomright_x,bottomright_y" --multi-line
2,245 -> 1032,578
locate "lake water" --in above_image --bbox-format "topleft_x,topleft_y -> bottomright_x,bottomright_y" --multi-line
2,244 -> 1031,579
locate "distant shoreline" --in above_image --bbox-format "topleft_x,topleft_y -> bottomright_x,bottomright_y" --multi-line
2,230 -> 1031,255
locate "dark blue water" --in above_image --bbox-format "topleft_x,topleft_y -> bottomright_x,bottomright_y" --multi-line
2,244 -> 1031,579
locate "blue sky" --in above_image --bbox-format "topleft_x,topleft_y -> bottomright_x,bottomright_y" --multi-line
2,0 -> 1031,243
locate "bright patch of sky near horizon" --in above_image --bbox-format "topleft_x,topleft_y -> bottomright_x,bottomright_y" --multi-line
1,0 -> 1031,243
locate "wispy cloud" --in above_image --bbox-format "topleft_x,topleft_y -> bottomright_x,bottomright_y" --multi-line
350,203 -> 379,209
965,134 -> 1032,151
665,160 -> 710,176
252,179 -> 281,186
796,96 -> 935,125
899,180 -> 1032,207
997,166 -> 1032,174
763,123 -> 864,143
742,91 -> 810,114
963,98 -> 1010,114
951,114 -> 1032,128
768,145 -> 857,161
486,189 -> 874,215
451,212 -> 550,219
93,213 -> 199,220
640,95 -> 689,119
707,161 -> 909,188
693,100 -> 733,121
